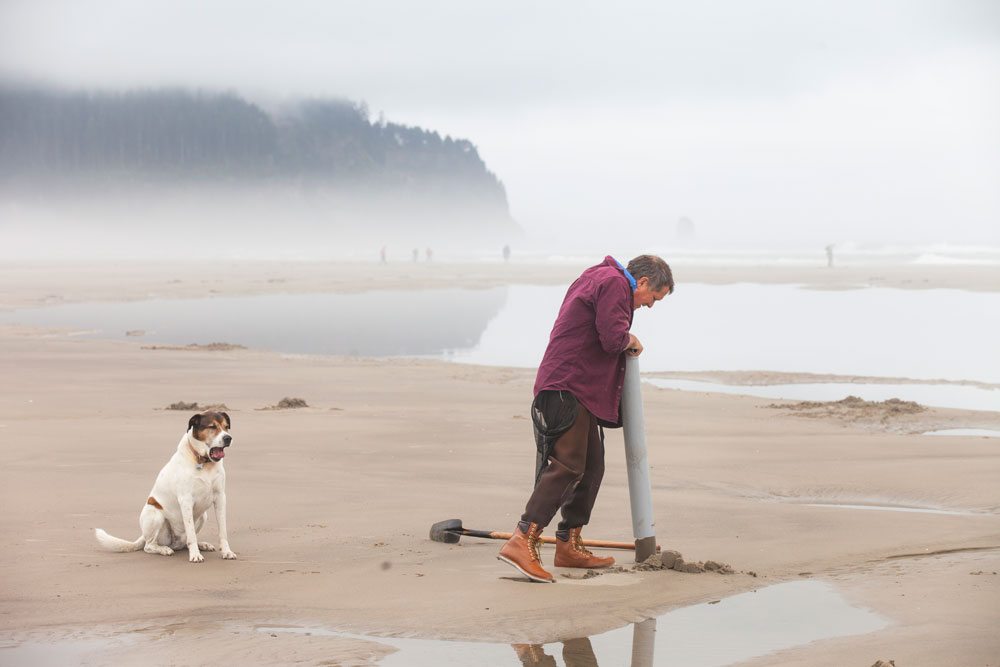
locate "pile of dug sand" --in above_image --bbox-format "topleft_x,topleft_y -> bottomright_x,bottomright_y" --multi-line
164,401 -> 229,411
767,395 -> 925,428
257,397 -> 310,410
563,550 -> 749,580
143,342 -> 246,351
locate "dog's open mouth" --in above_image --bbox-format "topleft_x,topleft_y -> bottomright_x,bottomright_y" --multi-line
209,447 -> 226,461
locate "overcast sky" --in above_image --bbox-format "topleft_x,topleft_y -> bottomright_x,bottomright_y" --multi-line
2,0 -> 998,248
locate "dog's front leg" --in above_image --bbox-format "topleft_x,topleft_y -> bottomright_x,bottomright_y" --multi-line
213,490 -> 237,560
179,494 -> 204,563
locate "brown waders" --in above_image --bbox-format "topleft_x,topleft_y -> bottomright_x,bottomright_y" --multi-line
497,391 -> 614,581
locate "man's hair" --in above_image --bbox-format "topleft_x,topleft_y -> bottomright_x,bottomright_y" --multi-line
627,255 -> 674,294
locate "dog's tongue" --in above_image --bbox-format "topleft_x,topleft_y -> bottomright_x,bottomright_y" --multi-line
210,447 -> 226,460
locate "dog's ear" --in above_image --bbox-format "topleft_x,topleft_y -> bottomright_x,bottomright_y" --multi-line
220,412 -> 231,430
188,413 -> 202,432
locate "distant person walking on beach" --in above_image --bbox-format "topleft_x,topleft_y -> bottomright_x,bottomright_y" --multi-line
503,244 -> 511,262
825,244 -> 835,268
497,255 -> 673,583
380,245 -> 387,264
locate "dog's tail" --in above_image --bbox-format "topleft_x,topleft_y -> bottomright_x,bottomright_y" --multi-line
94,528 -> 145,552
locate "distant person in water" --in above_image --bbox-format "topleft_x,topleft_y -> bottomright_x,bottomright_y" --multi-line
496,254 -> 674,583
503,244 -> 511,262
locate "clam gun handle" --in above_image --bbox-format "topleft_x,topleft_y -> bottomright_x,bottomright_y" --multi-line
452,527 -> 652,552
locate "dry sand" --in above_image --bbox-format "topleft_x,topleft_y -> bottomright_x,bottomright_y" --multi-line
0,261 -> 998,666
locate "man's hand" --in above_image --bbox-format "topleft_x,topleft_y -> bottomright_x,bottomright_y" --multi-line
626,334 -> 643,357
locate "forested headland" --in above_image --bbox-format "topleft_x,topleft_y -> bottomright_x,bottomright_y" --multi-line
0,86 -> 517,251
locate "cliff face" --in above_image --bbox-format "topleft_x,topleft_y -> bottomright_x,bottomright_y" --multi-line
0,87 -> 516,244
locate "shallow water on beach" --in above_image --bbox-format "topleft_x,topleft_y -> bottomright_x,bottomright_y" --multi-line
800,502 -> 986,516
0,288 -> 510,357
254,580 -> 887,666
645,378 -> 1000,412
0,580 -> 889,666
2,283 -> 998,399
923,428 -> 1000,437
0,637 -> 129,665
443,283 -> 1000,385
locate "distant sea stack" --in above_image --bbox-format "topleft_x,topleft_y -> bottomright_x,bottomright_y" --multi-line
0,86 -> 519,251
676,216 -> 695,241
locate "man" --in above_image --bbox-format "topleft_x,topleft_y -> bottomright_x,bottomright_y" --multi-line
498,255 -> 674,583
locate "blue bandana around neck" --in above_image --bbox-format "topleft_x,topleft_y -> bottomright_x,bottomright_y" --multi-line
614,258 -> 637,291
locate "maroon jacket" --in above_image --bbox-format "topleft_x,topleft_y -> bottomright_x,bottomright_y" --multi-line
534,256 -> 634,427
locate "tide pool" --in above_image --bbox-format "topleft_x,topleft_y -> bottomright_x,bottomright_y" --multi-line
2,283 -> 997,387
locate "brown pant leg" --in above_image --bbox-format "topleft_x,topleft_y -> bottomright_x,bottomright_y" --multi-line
562,637 -> 598,667
521,403 -> 592,529
558,418 -> 604,531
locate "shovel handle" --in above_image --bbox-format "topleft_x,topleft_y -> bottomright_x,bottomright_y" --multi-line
454,528 -> 644,551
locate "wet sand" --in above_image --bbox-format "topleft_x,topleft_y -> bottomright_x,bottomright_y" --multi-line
1,260 -> 998,666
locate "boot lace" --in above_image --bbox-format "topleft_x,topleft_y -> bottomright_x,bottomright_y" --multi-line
571,529 -> 595,556
526,526 -> 544,563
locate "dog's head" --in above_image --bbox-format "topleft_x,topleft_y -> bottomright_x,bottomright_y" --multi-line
187,411 -> 232,462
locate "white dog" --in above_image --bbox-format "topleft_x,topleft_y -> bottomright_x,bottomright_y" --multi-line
95,411 -> 236,563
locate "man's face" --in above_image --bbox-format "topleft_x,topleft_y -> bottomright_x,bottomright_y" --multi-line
633,277 -> 670,310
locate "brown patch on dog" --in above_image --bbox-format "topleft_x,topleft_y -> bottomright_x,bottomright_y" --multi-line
187,411 -> 231,441
215,411 -> 231,431
147,496 -> 163,510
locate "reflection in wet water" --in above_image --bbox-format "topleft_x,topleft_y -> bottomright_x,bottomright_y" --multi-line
0,288 -> 508,357
448,283 -> 1000,383
513,635 -> 601,666
0,582 -> 885,665
257,580 -> 887,666
3,284 -> 997,386
513,621 -> 654,667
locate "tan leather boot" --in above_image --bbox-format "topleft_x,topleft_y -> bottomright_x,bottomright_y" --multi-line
497,522 -> 555,583
512,643 -> 556,666
553,527 -> 615,568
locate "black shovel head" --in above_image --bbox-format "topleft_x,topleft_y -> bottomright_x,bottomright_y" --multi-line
429,518 -> 463,544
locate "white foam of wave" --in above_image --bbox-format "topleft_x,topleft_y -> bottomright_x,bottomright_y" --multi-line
654,245 -> 998,267
911,253 -> 1000,266
529,243 -> 1000,267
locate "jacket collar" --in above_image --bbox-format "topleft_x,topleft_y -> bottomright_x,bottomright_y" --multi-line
609,256 -> 637,291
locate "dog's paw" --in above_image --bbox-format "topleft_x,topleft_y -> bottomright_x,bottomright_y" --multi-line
221,550 -> 237,560
144,545 -> 173,556
198,542 -> 217,552
189,551 -> 205,563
